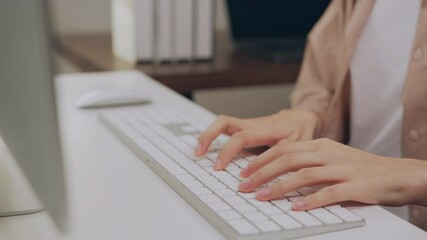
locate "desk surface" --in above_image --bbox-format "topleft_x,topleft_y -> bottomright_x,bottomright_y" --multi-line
0,71 -> 426,240
56,33 -> 301,95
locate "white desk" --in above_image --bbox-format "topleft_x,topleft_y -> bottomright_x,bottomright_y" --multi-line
0,71 -> 426,240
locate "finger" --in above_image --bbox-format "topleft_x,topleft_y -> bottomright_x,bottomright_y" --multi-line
293,183 -> 352,210
285,131 -> 300,142
239,142 -> 286,177
238,154 -> 288,192
254,166 -> 342,201
300,125 -> 316,141
196,115 -> 242,156
239,153 -> 327,193
240,140 -> 321,178
215,128 -> 277,170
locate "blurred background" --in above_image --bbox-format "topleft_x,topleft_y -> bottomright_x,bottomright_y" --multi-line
51,0 -> 325,118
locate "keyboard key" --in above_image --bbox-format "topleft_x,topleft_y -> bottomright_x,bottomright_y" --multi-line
148,112 -> 169,124
167,167 -> 187,176
159,160 -> 181,170
225,164 -> 241,177
223,178 -> 241,190
205,181 -> 227,191
211,171 -> 234,182
287,211 -> 323,227
216,189 -> 237,197
258,206 -> 283,216
150,125 -> 173,136
135,125 -> 157,137
196,158 -> 214,167
308,208 -> 343,224
223,196 -> 246,206
199,194 -> 221,204
180,135 -> 198,147
135,139 -> 161,155
244,212 -> 269,222
182,164 -> 202,172
133,113 -> 153,125
182,180 -> 203,189
238,192 -> 257,199
271,198 -> 289,204
248,199 -> 272,207
329,208 -> 362,222
218,210 -> 241,221
175,174 -> 195,182
255,221 -> 281,232
234,158 -> 249,168
222,176 -> 240,185
165,136 -> 199,160
197,175 -> 218,184
271,214 -> 302,230
208,202 -> 231,212
181,125 -> 199,133
190,187 -> 212,196
151,138 -> 187,160
233,204 -> 257,214
275,202 -> 293,212
191,169 -> 210,177
203,167 -> 216,174
228,219 -> 259,235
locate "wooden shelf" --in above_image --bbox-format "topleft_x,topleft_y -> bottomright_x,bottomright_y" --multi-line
55,32 -> 301,95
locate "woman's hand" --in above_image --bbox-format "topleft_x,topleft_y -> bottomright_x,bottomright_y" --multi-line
195,109 -> 320,170
238,138 -> 427,210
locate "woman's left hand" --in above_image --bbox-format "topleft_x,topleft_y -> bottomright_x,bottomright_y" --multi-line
238,138 -> 427,210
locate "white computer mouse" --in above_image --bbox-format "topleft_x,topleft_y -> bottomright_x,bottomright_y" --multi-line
76,89 -> 151,108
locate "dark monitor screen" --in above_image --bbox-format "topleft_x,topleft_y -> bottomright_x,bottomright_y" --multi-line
227,0 -> 331,41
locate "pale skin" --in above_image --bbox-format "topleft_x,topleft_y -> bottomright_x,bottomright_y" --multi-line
194,109 -> 427,211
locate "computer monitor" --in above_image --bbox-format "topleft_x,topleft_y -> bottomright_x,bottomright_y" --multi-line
0,0 -> 67,232
226,0 -> 330,62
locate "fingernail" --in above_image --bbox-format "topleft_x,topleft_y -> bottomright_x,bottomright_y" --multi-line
292,197 -> 308,210
194,143 -> 202,155
257,188 -> 272,198
238,179 -> 252,190
239,168 -> 249,178
214,158 -> 223,170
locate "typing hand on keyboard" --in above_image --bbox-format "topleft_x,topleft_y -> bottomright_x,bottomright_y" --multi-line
238,137 -> 427,213
101,108 -> 364,240
195,110 -> 320,171
195,110 -> 415,222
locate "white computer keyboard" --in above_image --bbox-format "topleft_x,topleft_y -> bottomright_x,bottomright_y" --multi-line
100,107 -> 365,240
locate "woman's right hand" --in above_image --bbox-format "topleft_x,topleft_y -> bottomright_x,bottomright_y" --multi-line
195,109 -> 321,170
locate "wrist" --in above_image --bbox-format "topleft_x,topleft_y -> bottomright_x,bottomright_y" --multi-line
276,109 -> 323,140
307,110 -> 322,129
300,109 -> 323,137
404,159 -> 427,206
